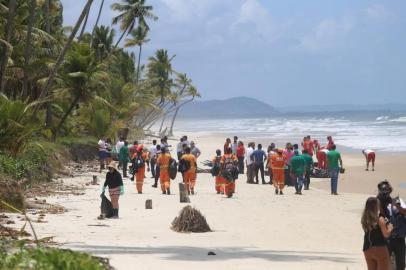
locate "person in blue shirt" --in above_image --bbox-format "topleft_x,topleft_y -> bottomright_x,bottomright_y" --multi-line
253,144 -> 267,184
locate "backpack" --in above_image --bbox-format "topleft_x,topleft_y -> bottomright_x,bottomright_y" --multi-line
211,157 -> 221,177
132,155 -> 145,173
178,159 -> 191,173
169,158 -> 178,180
221,155 -> 238,182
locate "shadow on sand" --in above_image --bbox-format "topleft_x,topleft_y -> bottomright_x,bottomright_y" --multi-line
66,244 -> 355,264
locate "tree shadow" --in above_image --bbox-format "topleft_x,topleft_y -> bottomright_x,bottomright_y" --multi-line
66,244 -> 355,263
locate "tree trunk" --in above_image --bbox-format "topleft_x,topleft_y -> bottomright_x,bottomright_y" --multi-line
168,107 -> 179,136
22,0 -> 37,99
78,2 -> 92,42
114,28 -> 127,48
35,0 -> 93,111
136,44 -> 142,84
90,0 -> 104,47
53,94 -> 81,141
179,183 -> 190,203
159,115 -> 166,133
0,0 -> 17,93
45,0 -> 52,127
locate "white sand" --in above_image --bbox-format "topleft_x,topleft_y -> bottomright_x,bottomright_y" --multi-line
10,133 -> 374,270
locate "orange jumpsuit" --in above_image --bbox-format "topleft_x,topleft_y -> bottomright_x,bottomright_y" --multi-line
134,152 -> 149,193
220,154 -> 238,197
212,156 -> 225,194
271,154 -> 286,190
181,154 -> 197,193
157,153 -> 171,192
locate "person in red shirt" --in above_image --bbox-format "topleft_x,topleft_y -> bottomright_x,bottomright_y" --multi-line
302,135 -> 314,156
236,141 -> 245,174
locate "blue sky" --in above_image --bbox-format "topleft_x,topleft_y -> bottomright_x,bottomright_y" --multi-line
61,0 -> 406,106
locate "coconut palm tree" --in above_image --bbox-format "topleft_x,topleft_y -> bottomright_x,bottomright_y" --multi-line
124,25 -> 150,83
22,0 -> 37,98
92,25 -> 115,61
90,0 -> 105,47
111,0 -> 157,48
52,42 -> 111,140
78,1 -> 93,41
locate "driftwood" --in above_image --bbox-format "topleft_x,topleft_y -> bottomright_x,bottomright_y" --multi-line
179,183 -> 190,203
171,206 -> 211,233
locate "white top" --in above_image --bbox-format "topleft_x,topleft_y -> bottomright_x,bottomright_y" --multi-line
116,141 -> 124,153
321,149 -> 329,154
176,142 -> 184,153
245,147 -> 254,165
387,198 -> 406,216
149,145 -> 157,158
231,143 -> 238,155
364,149 -> 375,154
98,140 -> 106,151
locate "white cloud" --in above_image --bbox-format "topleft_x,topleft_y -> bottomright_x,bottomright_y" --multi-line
298,16 -> 355,52
366,4 -> 394,22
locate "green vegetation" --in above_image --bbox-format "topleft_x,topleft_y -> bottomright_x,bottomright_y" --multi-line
0,240 -> 110,270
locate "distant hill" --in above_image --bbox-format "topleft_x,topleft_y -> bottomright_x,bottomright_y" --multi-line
178,97 -> 279,119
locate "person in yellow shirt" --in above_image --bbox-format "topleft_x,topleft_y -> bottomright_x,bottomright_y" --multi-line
157,147 -> 172,195
181,147 -> 197,195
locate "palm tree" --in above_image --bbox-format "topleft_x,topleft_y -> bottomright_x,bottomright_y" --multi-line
22,0 -> 37,98
92,25 -> 115,61
0,0 -> 17,93
90,0 -> 105,47
36,0 -> 94,113
52,42 -> 111,140
78,1 -> 93,42
111,0 -> 157,48
146,49 -> 175,104
124,25 -> 150,83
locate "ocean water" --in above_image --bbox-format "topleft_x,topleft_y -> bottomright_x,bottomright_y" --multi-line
174,112 -> 406,152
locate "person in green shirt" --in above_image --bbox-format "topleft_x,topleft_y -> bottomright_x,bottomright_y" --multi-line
302,149 -> 314,190
118,141 -> 130,178
327,144 -> 343,195
290,150 -> 306,195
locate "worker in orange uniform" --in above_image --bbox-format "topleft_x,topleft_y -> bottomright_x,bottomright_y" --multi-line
220,147 -> 238,198
212,149 -> 225,194
181,147 -> 197,195
134,145 -> 149,194
157,147 -> 172,195
272,149 -> 286,195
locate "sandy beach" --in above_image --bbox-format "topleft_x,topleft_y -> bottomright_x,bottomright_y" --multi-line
8,132 -> 406,270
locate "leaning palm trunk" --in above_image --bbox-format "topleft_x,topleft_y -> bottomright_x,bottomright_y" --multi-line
78,1 -> 92,42
90,0 -> 104,47
22,0 -> 36,98
0,0 -> 17,93
136,44 -> 142,83
114,28 -> 127,48
36,0 -> 93,112
53,94 -> 81,141
168,107 -> 179,136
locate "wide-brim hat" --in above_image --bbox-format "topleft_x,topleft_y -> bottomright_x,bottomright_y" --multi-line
107,162 -> 118,171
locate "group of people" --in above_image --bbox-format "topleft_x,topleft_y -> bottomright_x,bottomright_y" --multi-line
217,135 -> 344,196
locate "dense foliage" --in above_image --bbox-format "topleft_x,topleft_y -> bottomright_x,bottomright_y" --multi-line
0,0 -> 200,158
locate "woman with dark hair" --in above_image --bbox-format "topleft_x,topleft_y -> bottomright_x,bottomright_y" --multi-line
102,162 -> 124,219
361,197 -> 393,270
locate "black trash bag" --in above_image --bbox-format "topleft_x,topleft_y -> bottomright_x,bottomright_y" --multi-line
99,193 -> 114,219
169,158 -> 178,180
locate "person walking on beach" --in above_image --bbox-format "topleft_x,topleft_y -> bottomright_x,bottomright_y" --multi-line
129,140 -> 139,159
327,144 -> 342,195
116,138 -> 125,168
152,145 -> 161,188
363,149 -> 376,171
98,138 -> 108,172
190,141 -> 201,158
181,147 -> 197,195
245,142 -> 255,184
102,162 -> 124,219
361,197 -> 393,270
118,141 -> 130,178
231,136 -> 238,155
220,147 -> 238,198
157,147 -> 172,195
253,144 -> 267,184
290,150 -> 306,195
302,149 -> 313,190
236,141 -> 245,174
283,143 -> 294,186
316,147 -> 329,169
224,138 -> 232,153
267,143 -> 276,184
272,149 -> 286,195
212,149 -> 224,194
302,136 -> 314,156
176,138 -> 184,161
149,140 -> 158,178
134,146 -> 149,194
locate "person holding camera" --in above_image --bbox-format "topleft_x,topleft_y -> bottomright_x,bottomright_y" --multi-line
361,197 -> 393,270
377,180 -> 406,270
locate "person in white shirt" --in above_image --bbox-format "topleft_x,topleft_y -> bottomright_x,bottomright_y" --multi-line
245,142 -> 255,184
116,138 -> 125,168
176,138 -> 184,161
149,140 -> 158,178
231,136 -> 238,155
362,149 -> 376,171
190,141 -> 201,158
